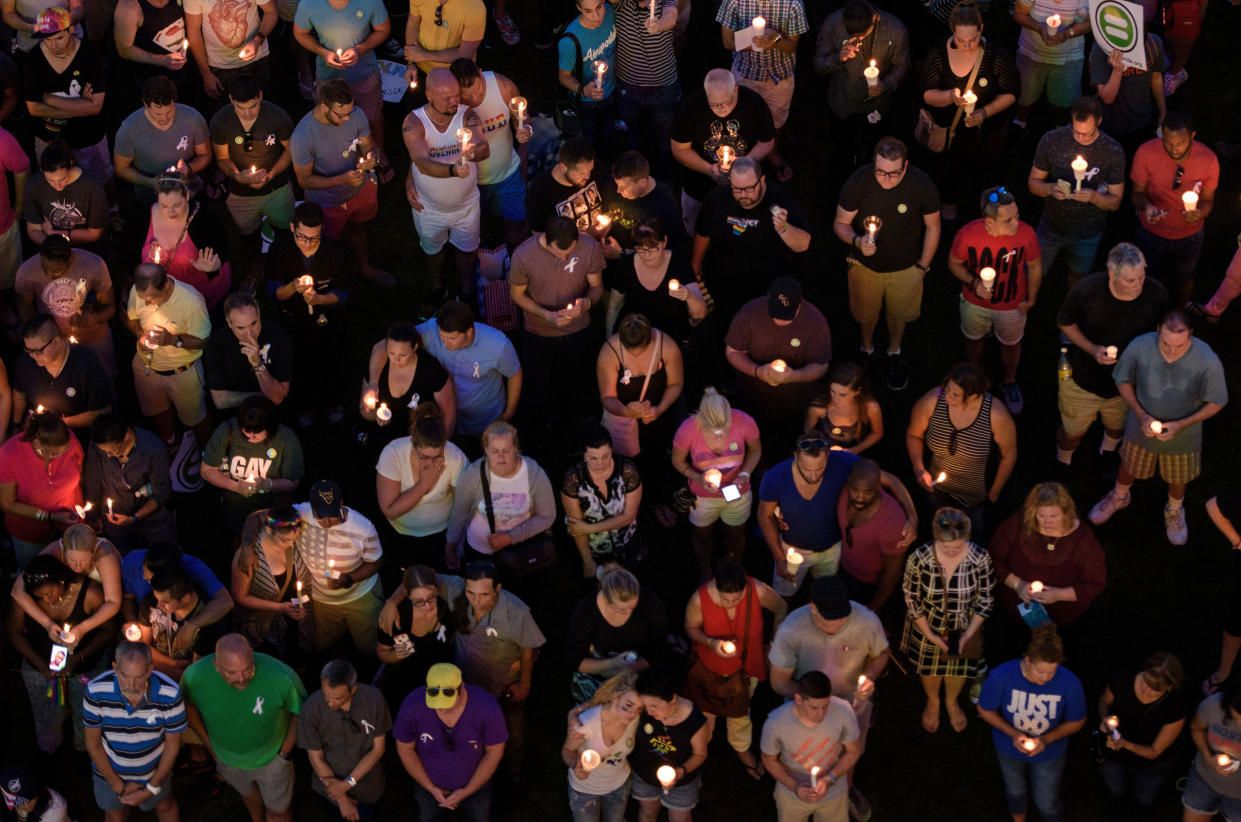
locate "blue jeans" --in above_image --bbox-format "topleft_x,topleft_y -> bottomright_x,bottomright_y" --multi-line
996,752 -> 1066,821
617,81 -> 679,178
1135,223 -> 1204,290
1036,220 -> 1103,279
580,95 -> 618,146
1098,757 -> 1174,808
413,781 -> 491,822
568,782 -> 631,822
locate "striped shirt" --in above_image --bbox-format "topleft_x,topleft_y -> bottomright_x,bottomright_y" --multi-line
614,0 -> 678,88
924,390 -> 994,507
717,0 -> 808,82
82,670 -> 187,782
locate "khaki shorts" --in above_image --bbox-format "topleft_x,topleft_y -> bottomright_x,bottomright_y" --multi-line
959,296 -> 1027,345
774,783 -> 848,822
1058,377 -> 1129,437
226,182 -> 295,236
1120,438 -> 1202,484
688,490 -> 753,528
772,542 -> 841,597
132,354 -> 208,427
313,586 -> 383,653
734,73 -> 794,129
216,754 -> 294,812
847,261 -> 924,326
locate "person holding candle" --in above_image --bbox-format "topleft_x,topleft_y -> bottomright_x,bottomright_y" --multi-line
401,68 -> 490,302
10,524 -> 122,645
373,564 -> 457,712
947,186 -> 1042,413
0,413 -> 84,568
358,321 -> 455,454
140,170 -> 232,311
203,395 -> 305,532
203,292 -> 294,411
804,362 -> 883,454
1088,310 -> 1227,544
183,0 -> 276,99
11,312 -> 114,431
562,670 -> 641,822
760,670 -> 863,822
1130,111 -> 1219,307
1009,0 -> 1089,139
601,154 -> 687,258
684,559 -> 786,779
561,424 -> 647,578
833,137 -> 940,391
86,422 -> 175,542
557,0 -> 618,147
526,137 -> 607,234
1095,652 -> 1186,816
8,554 -> 112,753
603,217 -> 701,350
1054,242 -> 1167,466
671,387 -> 761,580
836,459 -> 914,617
907,362 -> 1018,536
1183,678 -> 1241,821
567,565 -> 667,702
629,667 -> 710,820
112,0 -> 193,102
1026,96 -> 1125,287
138,564 -> 227,680
977,626 -> 1087,822
901,507 -> 994,733
22,141 -> 109,258
717,0 -> 808,183
231,505 -> 313,658
208,74 -> 296,281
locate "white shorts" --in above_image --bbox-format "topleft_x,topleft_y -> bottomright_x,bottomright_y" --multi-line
412,197 -> 481,256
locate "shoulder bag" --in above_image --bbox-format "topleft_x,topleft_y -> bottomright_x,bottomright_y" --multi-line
915,47 -> 984,154
481,462 -> 557,578
683,581 -> 755,717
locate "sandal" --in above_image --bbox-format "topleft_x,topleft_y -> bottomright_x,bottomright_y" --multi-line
770,156 -> 794,183
1205,671 -> 1226,695
743,762 -> 765,780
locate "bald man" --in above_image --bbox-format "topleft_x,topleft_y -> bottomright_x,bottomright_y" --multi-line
181,634 -> 307,822
837,459 -> 910,614
402,68 -> 490,301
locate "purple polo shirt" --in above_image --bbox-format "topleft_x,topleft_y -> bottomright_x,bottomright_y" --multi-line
392,684 -> 508,791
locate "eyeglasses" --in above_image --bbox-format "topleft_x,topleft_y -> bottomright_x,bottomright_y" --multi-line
874,164 -> 906,179
797,438 -> 827,451
24,337 -> 56,356
435,1 -> 447,26
294,231 -> 322,243
987,187 -> 1011,203
411,596 -> 437,610
730,179 -> 763,195
1172,165 -> 1184,191
427,686 -> 457,698
635,245 -> 663,255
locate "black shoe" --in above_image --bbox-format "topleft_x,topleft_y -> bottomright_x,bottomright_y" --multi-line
886,352 -> 909,391
857,347 -> 876,370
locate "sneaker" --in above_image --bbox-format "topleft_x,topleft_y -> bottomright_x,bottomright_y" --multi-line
1001,381 -> 1024,414
1165,505 -> 1189,545
1088,489 -> 1130,525
1164,68 -> 1188,96
886,352 -> 909,391
493,12 -> 520,45
848,785 -> 873,822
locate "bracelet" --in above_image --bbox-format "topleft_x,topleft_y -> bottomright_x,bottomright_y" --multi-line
35,509 -> 47,522
345,775 -> 358,788
145,782 -> 162,796
253,364 -> 267,373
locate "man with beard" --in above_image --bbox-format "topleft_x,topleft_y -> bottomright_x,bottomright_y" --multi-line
836,459 -> 909,616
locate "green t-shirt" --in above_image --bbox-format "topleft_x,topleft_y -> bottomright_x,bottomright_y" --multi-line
181,653 -> 307,770
203,420 -> 305,512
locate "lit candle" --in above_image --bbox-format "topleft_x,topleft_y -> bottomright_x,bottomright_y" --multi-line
770,359 -> 788,373
68,336 -> 77,344
858,674 -> 869,689
580,749 -> 602,771
35,404 -> 45,414
864,216 -> 880,243
106,498 -> 114,518
786,546 -> 804,570
363,388 -> 378,410
61,623 -> 76,644
509,96 -> 527,129
74,502 -> 93,519
293,579 -> 309,605
1182,190 -> 1199,212
810,765 -> 820,790
336,48 -> 343,59
1021,737 -> 1038,752
933,471 -> 947,484
123,623 -> 141,642
246,471 -> 256,486
751,15 -> 766,36
376,402 -> 392,422
180,39 -> 188,56
1149,419 -> 1163,434
979,267 -> 996,292
455,127 -> 470,164
962,89 -> 977,115
864,59 -> 880,87
595,214 -> 612,231
1071,155 -> 1088,192
249,164 -> 257,176
1218,753 -> 1234,768
1105,345 -> 1118,359
298,274 -> 314,289
703,468 -> 723,488
151,246 -> 162,265
1045,13 -> 1061,33
326,559 -> 342,579
716,145 -> 735,172
1028,580 -> 1044,594
719,640 -> 737,656
656,765 -> 677,789
593,60 -> 607,90
668,279 -> 681,293
648,0 -> 656,22
1105,715 -> 1120,741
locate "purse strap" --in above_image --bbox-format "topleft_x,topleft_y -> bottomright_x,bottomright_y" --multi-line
479,462 -> 497,534
737,578 -> 755,669
946,48 -> 985,149
636,331 -> 661,404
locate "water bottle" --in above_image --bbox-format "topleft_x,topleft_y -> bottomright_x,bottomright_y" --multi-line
134,483 -> 153,499
1057,347 -> 1072,382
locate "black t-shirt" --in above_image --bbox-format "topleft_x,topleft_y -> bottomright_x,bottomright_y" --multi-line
605,247 -> 694,340
375,595 -> 457,710
671,87 -> 774,200
13,345 -> 114,426
22,39 -> 108,147
138,591 -> 222,661
601,178 -> 687,251
369,354 -> 451,451
203,318 -> 295,392
837,163 -> 941,273
526,169 -> 606,233
23,170 -> 110,256
695,181 -> 810,318
264,233 -> 356,331
630,706 -> 708,787
209,100 -> 295,196
1056,273 -> 1168,398
565,588 -> 668,669
1102,668 -> 1186,769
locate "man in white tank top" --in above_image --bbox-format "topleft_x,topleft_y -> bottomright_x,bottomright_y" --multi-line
401,68 -> 490,298
451,58 -> 533,250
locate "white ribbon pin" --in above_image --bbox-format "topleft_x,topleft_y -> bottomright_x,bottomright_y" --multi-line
472,362 -> 480,378
252,696 -> 264,715
360,719 -> 375,734
437,625 -> 448,642
484,627 -> 498,638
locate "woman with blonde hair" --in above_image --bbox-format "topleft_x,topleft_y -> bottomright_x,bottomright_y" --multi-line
671,387 -> 761,580
10,523 -> 123,646
567,564 -> 668,702
562,670 -> 642,822
230,504 -> 312,655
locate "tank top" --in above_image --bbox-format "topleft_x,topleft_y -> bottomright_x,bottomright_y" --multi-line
25,578 -> 95,660
923,391 -> 994,507
473,71 -> 521,186
816,410 -> 870,451
693,581 -> 766,679
608,335 -> 668,406
567,705 -> 637,795
409,105 -> 478,213
134,0 -> 187,62
630,704 -> 708,787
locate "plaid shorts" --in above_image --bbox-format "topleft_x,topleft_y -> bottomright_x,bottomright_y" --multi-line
1120,438 -> 1202,483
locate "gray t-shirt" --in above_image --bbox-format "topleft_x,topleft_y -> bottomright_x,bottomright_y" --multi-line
440,575 -> 546,696
291,110 -> 370,207
1032,125 -> 1126,239
769,604 -> 888,701
298,683 -> 391,804
1089,37 -> 1165,137
1194,694 -> 1241,799
760,697 -> 859,801
114,104 -> 210,205
1113,332 -> 1228,454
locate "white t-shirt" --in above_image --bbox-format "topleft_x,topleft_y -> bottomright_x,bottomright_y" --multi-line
183,0 -> 272,70
376,439 -> 467,537
294,503 -> 382,603
567,705 -> 637,795
465,461 -> 532,553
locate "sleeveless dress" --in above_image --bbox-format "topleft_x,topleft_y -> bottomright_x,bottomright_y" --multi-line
923,391 -> 994,507
141,206 -> 232,308
814,410 -> 872,451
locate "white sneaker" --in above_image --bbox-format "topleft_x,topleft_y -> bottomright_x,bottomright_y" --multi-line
1088,490 -> 1130,525
1165,505 -> 1188,545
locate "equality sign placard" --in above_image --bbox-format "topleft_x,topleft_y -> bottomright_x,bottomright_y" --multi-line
1090,0 -> 1147,71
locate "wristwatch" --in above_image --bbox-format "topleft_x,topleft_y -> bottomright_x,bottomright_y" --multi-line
145,782 -> 162,796
345,776 -> 358,788
174,336 -> 184,348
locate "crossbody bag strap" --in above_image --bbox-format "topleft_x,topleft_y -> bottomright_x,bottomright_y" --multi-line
738,578 -> 755,669
946,49 -> 985,147
636,331 -> 661,404
479,462 -> 497,533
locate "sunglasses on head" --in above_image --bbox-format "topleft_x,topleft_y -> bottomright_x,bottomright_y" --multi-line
987,186 -> 1011,203
797,438 -> 827,451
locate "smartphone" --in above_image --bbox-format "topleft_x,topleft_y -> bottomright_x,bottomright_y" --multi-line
721,484 -> 742,502
394,634 -> 415,656
1055,179 -> 1072,197
49,644 -> 69,672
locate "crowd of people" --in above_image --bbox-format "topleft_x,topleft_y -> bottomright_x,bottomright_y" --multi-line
0,0 -> 1237,819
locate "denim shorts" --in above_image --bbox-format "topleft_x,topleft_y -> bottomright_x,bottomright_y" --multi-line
93,774 -> 167,813
479,167 -> 528,222
631,773 -> 701,811
1183,761 -> 1241,821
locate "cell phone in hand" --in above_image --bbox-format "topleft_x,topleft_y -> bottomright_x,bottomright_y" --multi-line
721,484 -> 741,502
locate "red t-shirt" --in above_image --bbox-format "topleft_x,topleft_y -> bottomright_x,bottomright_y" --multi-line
0,434 -> 84,542
0,127 -> 31,234
950,219 -> 1041,311
1131,139 -> 1220,240
836,490 -> 907,583
672,410 -> 759,498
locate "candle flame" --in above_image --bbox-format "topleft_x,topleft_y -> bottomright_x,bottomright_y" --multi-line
124,623 -> 142,642
933,471 -> 947,484
656,765 -> 677,787
1029,580 -> 1044,594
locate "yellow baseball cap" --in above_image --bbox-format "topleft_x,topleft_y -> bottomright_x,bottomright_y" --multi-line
425,663 -> 462,709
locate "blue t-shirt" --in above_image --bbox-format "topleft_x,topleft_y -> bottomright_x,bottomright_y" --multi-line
416,319 -> 521,435
122,551 -> 226,601
294,0 -> 387,86
978,659 -> 1086,763
759,453 -> 859,552
558,8 -> 616,99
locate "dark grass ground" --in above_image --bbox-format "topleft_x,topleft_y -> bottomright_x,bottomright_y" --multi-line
4,0 -> 1241,818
